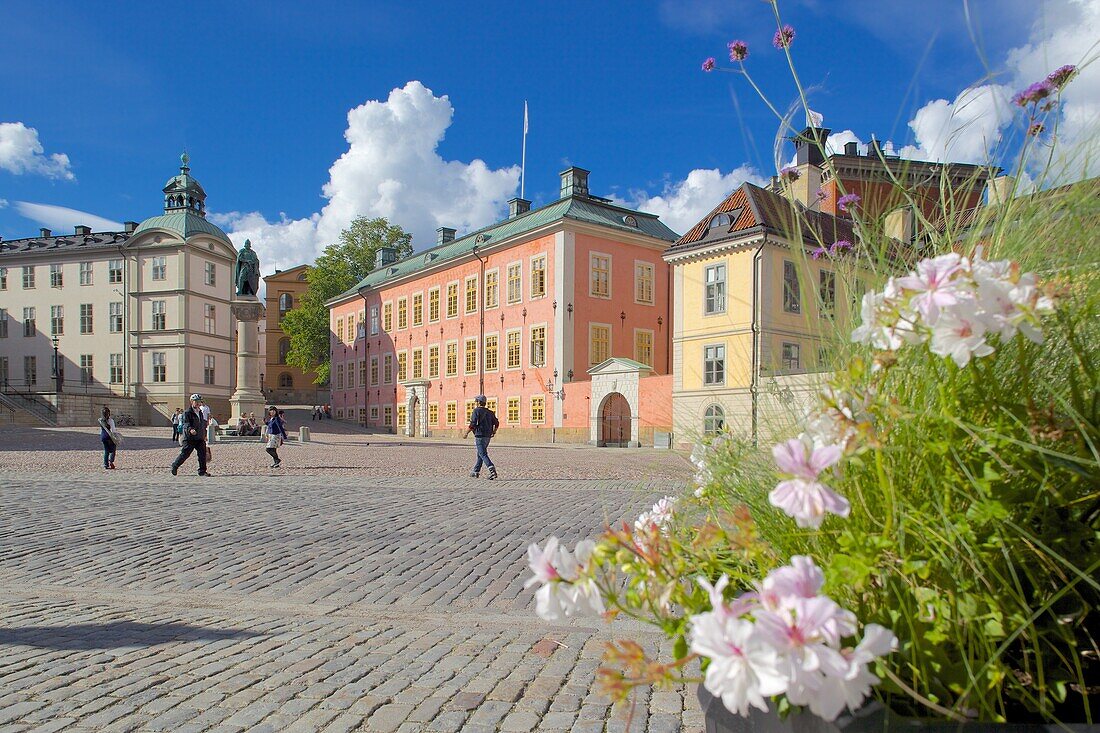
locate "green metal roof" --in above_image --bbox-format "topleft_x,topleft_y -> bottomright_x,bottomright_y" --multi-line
330,196 -> 679,304
163,172 -> 206,196
131,212 -> 230,241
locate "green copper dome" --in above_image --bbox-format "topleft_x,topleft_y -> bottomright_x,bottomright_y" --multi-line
162,151 -> 208,216
131,211 -> 230,241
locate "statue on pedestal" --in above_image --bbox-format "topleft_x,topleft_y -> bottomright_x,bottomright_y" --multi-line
234,240 -> 260,297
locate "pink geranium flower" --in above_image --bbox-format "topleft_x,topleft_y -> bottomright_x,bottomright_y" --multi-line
896,253 -> 964,324
769,438 -> 850,528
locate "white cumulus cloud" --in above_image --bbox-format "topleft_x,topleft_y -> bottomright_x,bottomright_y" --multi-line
0,198 -> 8,209
899,84 -> 1015,164
14,202 -> 122,233
0,122 -> 74,180
611,165 -> 768,236
215,81 -> 520,276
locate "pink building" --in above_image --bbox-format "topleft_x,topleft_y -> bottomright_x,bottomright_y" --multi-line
325,167 -> 679,445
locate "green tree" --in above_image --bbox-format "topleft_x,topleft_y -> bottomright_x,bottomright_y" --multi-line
281,217 -> 412,384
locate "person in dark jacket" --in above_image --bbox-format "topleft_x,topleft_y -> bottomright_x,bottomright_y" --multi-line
171,394 -> 210,476
98,406 -> 118,470
463,394 -> 499,480
265,405 -> 289,468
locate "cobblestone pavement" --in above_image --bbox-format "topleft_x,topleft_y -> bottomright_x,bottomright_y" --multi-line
0,471 -> 700,732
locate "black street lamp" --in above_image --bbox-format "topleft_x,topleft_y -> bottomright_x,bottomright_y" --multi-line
51,335 -> 61,395
260,372 -> 265,397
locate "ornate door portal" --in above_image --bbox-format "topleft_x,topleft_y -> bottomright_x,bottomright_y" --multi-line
600,393 -> 631,447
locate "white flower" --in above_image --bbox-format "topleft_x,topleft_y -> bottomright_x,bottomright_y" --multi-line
526,537 -> 602,620
769,437 -> 850,529
896,253 -> 965,324
690,613 -> 788,716
807,624 -> 898,721
929,301 -> 995,367
635,496 -> 678,533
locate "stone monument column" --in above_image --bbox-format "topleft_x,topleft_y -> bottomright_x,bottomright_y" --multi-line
230,297 -> 266,423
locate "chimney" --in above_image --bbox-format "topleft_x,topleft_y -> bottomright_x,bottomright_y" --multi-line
124,221 -> 138,233
885,207 -> 915,242
75,225 -> 91,235
39,228 -> 52,239
375,247 -> 398,270
985,175 -> 1016,206
559,167 -> 590,199
794,127 -> 831,166
436,227 -> 456,246
508,198 -> 531,218
844,141 -> 859,156
867,137 -> 883,158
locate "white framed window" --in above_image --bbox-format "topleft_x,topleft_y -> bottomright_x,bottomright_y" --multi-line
446,282 -> 459,318
428,287 -> 441,322
109,302 -> 123,333
703,404 -> 725,435
22,266 -> 35,289
530,255 -> 547,298
369,355 -> 379,385
445,341 -> 458,377
506,396 -> 520,424
506,262 -> 522,304
428,403 -> 438,425
108,260 -> 123,284
464,275 -> 478,314
530,395 -> 545,424
445,401 -> 457,425
205,304 -> 216,334
80,303 -> 93,334
484,269 -> 499,309
383,405 -> 393,427
152,352 -> 166,382
590,253 -> 611,298
412,348 -> 423,380
704,344 -> 725,385
151,300 -> 166,330
151,256 -> 167,281
80,354 -> 93,386
79,262 -> 93,286
428,344 -> 439,379
205,355 -> 216,385
484,333 -> 499,372
397,350 -> 407,382
819,269 -> 836,318
530,324 -> 547,367
705,263 -> 726,315
412,291 -> 424,326
782,341 -> 801,370
0,308 -> 7,338
205,261 -> 216,286
506,329 -> 521,370
109,353 -> 123,384
783,260 -> 801,314
23,307 -> 36,337
50,264 -> 63,288
370,305 -> 379,335
633,328 -> 654,368
383,353 -> 393,384
51,305 -> 64,336
397,297 -> 408,330
382,301 -> 393,332
464,337 -> 478,374
634,261 -> 654,305
589,323 -> 610,366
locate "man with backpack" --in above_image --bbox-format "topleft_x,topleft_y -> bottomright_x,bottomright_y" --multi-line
463,394 -> 499,480
171,394 -> 211,477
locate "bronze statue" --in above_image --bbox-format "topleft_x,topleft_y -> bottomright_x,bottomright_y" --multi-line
234,240 -> 260,296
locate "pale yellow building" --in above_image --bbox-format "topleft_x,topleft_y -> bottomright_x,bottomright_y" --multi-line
663,182 -> 857,446
0,154 -> 238,425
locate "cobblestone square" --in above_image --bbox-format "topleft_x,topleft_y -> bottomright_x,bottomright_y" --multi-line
0,422 -> 697,732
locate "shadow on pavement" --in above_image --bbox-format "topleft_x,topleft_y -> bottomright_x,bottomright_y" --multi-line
0,620 -> 264,650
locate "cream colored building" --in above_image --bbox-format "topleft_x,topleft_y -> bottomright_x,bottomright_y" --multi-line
0,155 -> 239,425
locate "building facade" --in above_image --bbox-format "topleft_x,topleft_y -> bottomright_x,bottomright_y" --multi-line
0,154 -> 239,425
263,264 -> 324,405
665,129 -> 995,447
326,167 -> 678,444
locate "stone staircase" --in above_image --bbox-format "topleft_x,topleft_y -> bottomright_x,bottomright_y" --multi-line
0,391 -> 57,426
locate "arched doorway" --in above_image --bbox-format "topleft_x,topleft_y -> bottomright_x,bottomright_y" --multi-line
600,393 -> 631,447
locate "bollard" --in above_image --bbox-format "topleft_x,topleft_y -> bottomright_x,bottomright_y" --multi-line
299,426 -> 310,443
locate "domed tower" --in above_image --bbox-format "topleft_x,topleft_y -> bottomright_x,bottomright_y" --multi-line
162,151 -> 207,217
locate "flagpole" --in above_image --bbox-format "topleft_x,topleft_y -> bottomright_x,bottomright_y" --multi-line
521,100 -> 528,200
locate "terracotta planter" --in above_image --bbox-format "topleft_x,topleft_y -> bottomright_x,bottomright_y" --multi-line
698,687 -> 1099,733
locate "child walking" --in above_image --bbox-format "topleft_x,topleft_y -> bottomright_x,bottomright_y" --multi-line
265,405 -> 289,468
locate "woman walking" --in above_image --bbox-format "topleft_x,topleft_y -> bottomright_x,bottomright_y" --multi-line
98,406 -> 119,470
265,405 -> 289,469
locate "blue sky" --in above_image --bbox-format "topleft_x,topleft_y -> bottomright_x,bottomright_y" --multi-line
2,0 -> 1096,271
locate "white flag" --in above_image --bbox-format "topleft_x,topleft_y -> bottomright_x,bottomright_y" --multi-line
524,101 -> 529,135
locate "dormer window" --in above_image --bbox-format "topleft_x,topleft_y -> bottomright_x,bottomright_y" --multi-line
622,214 -> 638,227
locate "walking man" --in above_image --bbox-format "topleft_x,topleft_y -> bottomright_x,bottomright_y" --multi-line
463,394 -> 499,480
171,394 -> 211,476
